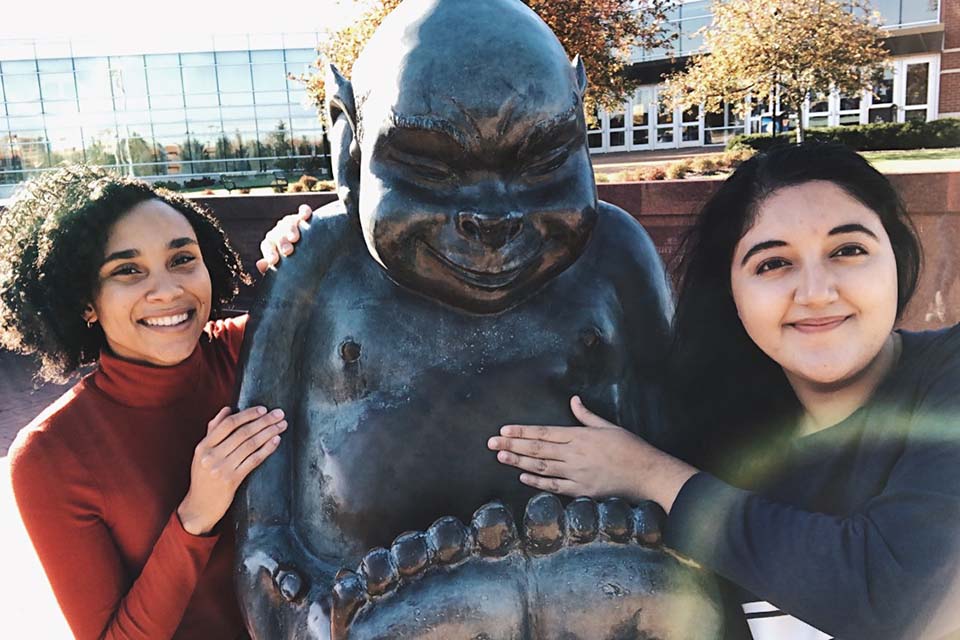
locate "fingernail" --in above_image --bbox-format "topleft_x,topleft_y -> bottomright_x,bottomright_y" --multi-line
487,437 -> 498,449
272,409 -> 285,418
286,232 -> 297,242
257,406 -> 268,415
272,435 -> 281,444
281,244 -> 293,255
498,451 -> 510,462
277,421 -> 288,431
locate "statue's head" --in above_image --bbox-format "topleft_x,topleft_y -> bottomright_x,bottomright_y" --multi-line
326,0 -> 597,313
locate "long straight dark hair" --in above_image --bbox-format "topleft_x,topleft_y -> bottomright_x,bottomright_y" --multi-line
664,143 -> 922,479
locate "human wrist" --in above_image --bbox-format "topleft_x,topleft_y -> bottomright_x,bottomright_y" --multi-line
177,497 -> 213,536
634,442 -> 697,513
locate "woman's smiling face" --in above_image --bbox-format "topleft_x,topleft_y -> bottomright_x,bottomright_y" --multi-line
730,180 -> 899,389
84,199 -> 212,366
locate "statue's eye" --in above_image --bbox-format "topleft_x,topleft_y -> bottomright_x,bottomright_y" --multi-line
387,149 -> 456,183
522,147 -> 569,177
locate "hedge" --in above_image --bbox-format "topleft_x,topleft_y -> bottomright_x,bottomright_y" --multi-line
727,118 -> 960,152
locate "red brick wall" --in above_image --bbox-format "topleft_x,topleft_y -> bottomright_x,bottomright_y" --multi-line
941,0 -> 960,114
196,173 -> 960,331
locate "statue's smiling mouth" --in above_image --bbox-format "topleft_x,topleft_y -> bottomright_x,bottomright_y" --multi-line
419,240 -> 542,290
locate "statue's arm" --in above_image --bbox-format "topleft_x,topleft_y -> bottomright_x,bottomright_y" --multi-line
598,202 -> 674,444
233,207 -> 353,638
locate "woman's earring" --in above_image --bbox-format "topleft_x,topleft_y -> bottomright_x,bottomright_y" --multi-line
86,319 -> 97,329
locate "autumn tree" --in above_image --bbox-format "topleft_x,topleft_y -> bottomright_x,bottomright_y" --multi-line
662,0 -> 888,143
301,0 -> 674,125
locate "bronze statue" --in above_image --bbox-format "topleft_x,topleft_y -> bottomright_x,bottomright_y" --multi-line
235,0 -> 723,637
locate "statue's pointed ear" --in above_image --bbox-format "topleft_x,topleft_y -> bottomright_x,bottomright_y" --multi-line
571,55 -> 588,98
326,63 -> 357,137
325,63 -> 360,218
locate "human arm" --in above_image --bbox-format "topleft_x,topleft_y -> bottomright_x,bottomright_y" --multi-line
255,204 -> 314,274
10,405 -> 285,640
488,395 -> 697,513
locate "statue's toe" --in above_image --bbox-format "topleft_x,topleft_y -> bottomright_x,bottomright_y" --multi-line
598,497 -> 634,542
426,515 -> 470,564
565,496 -> 600,543
471,500 -> 517,557
634,500 -> 666,546
523,492 -> 564,553
359,547 -> 398,596
390,531 -> 430,577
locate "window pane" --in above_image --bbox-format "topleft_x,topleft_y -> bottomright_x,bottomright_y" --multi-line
110,57 -> 147,96
216,51 -> 249,65
839,94 -> 860,111
869,106 -> 894,123
906,63 -> 929,106
217,64 -> 252,92
44,100 -> 78,115
905,108 -> 927,123
145,54 -> 179,68
587,132 -> 602,149
39,72 -> 76,101
872,69 -> 894,104
7,102 -> 42,116
185,93 -> 219,108
37,58 -> 72,73
873,0 -> 901,25
8,115 -> 44,130
283,49 -> 316,63
221,105 -> 257,120
3,74 -> 40,102
182,65 -> 217,94
220,92 -> 253,106
609,131 -> 625,147
902,0 -> 939,25
1,60 -> 37,74
252,63 -> 288,91
609,111 -> 625,129
181,52 -> 215,66
147,66 -> 182,95
255,90 -> 289,105
256,104 -> 290,119
152,108 -> 187,124
632,101 -> 648,127
79,97 -> 115,113
151,94 -> 183,109
75,58 -> 112,98
252,49 -> 284,64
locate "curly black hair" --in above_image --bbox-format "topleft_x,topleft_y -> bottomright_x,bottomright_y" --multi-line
0,165 -> 250,383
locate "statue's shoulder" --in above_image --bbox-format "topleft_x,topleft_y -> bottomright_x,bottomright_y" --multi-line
593,200 -> 659,263
269,200 -> 358,277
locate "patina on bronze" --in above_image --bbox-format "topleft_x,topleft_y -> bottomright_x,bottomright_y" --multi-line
234,0 -> 724,637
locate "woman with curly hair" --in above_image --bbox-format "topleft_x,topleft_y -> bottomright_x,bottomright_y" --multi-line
489,143 -> 960,639
4,165 -> 303,639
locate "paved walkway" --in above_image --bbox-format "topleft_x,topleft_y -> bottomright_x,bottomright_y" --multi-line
0,352 -> 76,638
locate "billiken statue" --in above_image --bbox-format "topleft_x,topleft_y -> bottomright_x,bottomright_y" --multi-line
234,0 -> 725,638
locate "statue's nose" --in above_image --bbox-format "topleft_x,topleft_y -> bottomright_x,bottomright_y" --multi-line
456,211 -> 524,249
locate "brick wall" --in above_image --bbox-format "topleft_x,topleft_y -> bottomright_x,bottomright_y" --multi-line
941,0 -> 960,115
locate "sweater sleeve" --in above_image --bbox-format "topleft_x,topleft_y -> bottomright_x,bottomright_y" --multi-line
664,371 -> 960,639
10,427 -> 220,640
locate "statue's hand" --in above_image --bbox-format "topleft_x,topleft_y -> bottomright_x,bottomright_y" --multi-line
330,494 -> 722,640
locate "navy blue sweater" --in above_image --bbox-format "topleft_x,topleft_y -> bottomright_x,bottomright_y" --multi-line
665,325 -> 960,639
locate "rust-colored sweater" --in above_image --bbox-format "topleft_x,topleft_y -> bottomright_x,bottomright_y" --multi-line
10,316 -> 249,640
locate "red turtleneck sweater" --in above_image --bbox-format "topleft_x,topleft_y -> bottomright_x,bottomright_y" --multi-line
9,316 -> 249,640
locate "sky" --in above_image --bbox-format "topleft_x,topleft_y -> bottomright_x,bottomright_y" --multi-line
1,0 -> 365,40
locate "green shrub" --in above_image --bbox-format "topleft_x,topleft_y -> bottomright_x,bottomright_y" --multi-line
727,118 -> 960,152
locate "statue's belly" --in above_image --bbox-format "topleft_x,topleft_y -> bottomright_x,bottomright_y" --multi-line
292,355 -> 619,562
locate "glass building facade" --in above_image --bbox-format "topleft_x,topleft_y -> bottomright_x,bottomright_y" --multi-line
589,0 -> 945,153
0,33 -> 328,186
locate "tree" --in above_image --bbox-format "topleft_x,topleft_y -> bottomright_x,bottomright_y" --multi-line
662,0 -> 888,143
300,0 -> 674,124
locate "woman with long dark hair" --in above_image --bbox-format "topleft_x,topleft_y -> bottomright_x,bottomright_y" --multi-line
489,143 -> 960,639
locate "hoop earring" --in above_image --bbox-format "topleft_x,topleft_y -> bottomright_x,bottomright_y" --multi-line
86,319 -> 97,329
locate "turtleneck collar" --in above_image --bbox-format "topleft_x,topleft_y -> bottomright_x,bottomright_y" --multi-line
92,338 -> 208,408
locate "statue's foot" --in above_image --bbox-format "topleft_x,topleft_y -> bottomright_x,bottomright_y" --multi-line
331,494 -> 723,640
